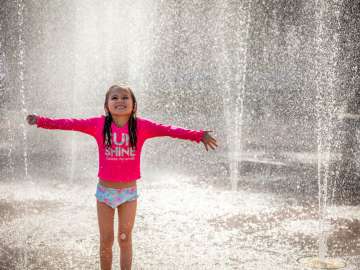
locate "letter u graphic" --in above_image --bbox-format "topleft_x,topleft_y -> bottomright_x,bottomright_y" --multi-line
113,133 -> 129,146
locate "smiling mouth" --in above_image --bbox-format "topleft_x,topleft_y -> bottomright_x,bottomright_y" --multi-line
115,106 -> 126,109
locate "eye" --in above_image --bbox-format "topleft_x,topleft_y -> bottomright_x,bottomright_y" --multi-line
111,96 -> 118,100
122,96 -> 129,100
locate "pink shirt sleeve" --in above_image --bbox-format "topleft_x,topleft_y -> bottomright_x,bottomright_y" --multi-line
36,115 -> 98,137
140,117 -> 204,143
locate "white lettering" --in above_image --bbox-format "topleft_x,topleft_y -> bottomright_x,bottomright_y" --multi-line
113,133 -> 129,146
105,145 -> 136,158
121,147 -> 130,156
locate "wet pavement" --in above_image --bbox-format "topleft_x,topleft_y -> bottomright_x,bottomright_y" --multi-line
0,171 -> 359,270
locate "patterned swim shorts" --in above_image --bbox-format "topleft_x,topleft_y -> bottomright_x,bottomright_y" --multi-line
95,183 -> 139,208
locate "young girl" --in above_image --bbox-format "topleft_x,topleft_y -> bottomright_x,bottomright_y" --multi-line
26,84 -> 218,270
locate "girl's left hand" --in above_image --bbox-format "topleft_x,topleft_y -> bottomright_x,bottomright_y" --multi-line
201,131 -> 218,151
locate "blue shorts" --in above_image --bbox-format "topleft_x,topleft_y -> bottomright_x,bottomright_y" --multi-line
95,183 -> 139,209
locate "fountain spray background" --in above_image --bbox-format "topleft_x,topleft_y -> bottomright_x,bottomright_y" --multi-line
0,0 -> 360,267
1,0 -> 360,215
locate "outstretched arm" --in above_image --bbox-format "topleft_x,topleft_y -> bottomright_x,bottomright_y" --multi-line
141,117 -> 218,151
26,114 -> 98,137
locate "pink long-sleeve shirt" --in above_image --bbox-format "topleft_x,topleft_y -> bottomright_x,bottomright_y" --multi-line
36,115 -> 204,182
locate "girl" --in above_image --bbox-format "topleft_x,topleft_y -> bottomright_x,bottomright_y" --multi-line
26,84 -> 218,270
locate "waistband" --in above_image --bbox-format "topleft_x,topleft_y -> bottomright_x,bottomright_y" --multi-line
97,183 -> 137,192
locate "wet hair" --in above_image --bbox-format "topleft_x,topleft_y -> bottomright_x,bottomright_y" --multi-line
103,84 -> 138,150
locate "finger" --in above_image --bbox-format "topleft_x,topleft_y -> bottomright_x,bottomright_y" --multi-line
208,140 -> 217,147
212,143 -> 217,149
204,143 -> 208,152
208,138 -> 217,146
211,139 -> 216,144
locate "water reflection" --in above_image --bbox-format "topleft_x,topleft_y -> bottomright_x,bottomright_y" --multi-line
1,171 -> 359,269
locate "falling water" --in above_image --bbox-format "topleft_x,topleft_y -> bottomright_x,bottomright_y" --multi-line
0,21 -> 15,180
311,0 -> 344,268
218,30 -> 236,190
234,0 -> 251,191
70,3 -> 84,181
217,0 -> 251,191
6,119 -> 15,181
126,2 -> 148,87
102,1 -> 115,81
17,0 -> 29,178
0,27 -> 5,90
315,0 -> 331,257
70,1 -> 98,181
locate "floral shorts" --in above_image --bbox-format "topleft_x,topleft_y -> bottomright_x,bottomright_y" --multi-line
95,183 -> 139,209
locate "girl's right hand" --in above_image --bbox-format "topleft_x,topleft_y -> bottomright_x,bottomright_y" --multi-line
26,114 -> 38,125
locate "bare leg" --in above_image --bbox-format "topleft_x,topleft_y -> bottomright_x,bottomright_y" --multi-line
97,200 -> 115,270
117,199 -> 137,270
119,232 -> 133,270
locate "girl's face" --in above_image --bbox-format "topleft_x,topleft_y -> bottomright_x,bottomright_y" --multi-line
106,88 -> 135,117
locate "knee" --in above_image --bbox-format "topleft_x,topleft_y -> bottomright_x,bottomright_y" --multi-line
118,230 -> 132,247
100,233 -> 114,248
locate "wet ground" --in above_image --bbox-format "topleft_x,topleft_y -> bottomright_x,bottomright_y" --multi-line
0,171 -> 359,270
